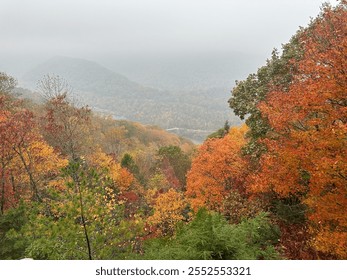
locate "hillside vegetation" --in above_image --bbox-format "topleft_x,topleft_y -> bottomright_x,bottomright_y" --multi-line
0,2 -> 346,260
20,56 -> 240,142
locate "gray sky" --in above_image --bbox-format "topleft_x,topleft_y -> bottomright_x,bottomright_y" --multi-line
0,0 -> 339,77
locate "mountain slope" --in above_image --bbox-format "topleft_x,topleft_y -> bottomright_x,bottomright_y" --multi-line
21,56 -> 158,98
21,56 -> 241,142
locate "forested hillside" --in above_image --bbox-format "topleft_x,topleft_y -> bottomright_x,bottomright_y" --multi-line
0,2 -> 346,260
20,56 -> 240,142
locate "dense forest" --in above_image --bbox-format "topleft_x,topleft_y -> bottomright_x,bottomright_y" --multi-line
0,2 -> 346,260
19,56 -> 240,143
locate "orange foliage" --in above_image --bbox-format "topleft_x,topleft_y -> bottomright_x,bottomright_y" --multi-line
252,5 -> 347,258
186,125 -> 249,211
86,149 -> 134,191
116,168 -> 135,192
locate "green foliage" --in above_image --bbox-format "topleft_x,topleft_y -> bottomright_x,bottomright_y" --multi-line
19,160 -> 143,259
207,121 -> 230,139
228,36 -> 304,161
143,209 -> 280,260
121,153 -> 142,182
0,202 -> 29,259
272,196 -> 307,225
121,153 -> 135,169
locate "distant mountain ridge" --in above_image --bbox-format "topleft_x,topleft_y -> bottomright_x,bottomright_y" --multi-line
21,56 -> 156,97
20,56 -> 241,142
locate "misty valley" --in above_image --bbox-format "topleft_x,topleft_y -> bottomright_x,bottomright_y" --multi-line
16,55 -> 243,143
0,1 -> 346,262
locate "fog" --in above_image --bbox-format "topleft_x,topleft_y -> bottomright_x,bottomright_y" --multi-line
0,0 -> 339,85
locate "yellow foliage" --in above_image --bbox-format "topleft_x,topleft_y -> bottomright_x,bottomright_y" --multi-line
10,140 -> 68,193
86,148 -> 134,191
27,140 -> 68,174
147,189 -> 187,236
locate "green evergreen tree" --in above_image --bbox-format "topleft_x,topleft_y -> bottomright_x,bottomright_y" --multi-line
143,209 -> 280,260
121,153 -> 142,183
0,202 -> 29,259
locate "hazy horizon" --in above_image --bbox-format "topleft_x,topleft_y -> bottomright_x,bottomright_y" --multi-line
0,0 -> 339,90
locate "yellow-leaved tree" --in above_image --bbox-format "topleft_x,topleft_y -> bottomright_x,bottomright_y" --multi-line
147,188 -> 187,236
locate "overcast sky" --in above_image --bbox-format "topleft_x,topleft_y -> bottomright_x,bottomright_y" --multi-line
0,0 -> 339,76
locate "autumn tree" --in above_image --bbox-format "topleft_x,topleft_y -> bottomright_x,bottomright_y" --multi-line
86,149 -> 147,219
11,138 -> 67,203
228,32 -> 304,162
250,2 -> 347,258
1,74 -> 63,211
90,114 -> 129,157
0,74 -> 18,213
103,125 -> 128,156
0,98 -> 18,213
132,144 -> 159,183
186,125 -> 249,212
1,95 -> 67,209
38,75 -> 92,160
145,172 -> 170,200
147,188 -> 187,237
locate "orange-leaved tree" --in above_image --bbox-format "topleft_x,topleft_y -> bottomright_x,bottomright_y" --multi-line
186,125 -> 249,212
252,3 -> 347,258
